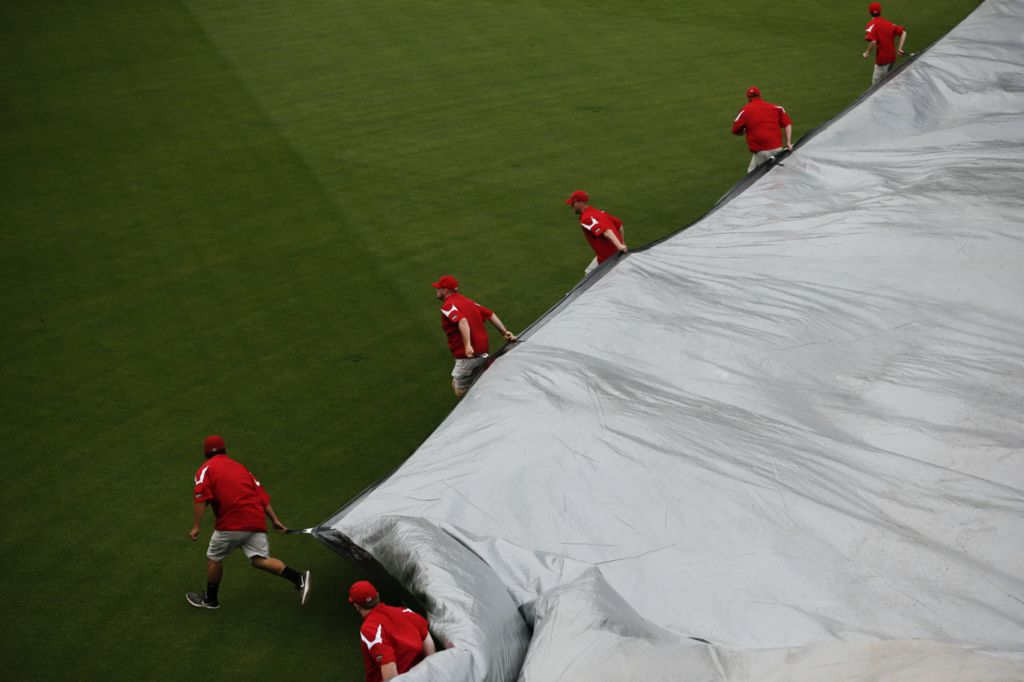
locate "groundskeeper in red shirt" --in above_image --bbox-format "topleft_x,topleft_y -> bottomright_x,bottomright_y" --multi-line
732,88 -> 793,152
350,580 -> 435,682
564,190 -> 628,273
439,290 -> 494,359
865,14 -> 906,65
578,206 -> 625,265
193,450 -> 271,532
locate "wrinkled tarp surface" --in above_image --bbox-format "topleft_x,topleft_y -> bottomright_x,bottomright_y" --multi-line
320,1 -> 1024,679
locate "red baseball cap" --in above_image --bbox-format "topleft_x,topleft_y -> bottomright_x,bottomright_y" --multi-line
348,580 -> 379,605
203,435 -> 226,456
868,2 -> 882,15
431,275 -> 458,290
746,86 -> 761,99
564,190 -> 589,205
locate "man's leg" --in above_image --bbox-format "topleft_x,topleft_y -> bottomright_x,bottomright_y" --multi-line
749,148 -> 783,172
251,555 -> 287,575
245,533 -> 311,604
872,62 -> 891,85
188,532 -> 236,608
205,559 -> 223,604
451,357 -> 485,398
251,555 -> 305,587
452,379 -> 466,398
251,556 -> 311,604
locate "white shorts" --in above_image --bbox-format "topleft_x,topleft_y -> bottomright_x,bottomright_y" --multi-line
207,530 -> 270,562
872,62 -> 894,85
748,147 -> 783,172
451,356 -> 487,391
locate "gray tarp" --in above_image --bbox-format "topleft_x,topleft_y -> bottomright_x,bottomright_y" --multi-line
320,1 -> 1024,678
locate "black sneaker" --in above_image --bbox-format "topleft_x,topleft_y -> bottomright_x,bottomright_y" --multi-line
186,591 -> 220,609
297,570 -> 311,606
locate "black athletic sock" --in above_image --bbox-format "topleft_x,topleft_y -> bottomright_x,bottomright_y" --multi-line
281,566 -> 303,587
206,581 -> 220,604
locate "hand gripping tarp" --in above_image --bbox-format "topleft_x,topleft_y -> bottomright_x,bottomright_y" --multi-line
318,1 -> 1024,679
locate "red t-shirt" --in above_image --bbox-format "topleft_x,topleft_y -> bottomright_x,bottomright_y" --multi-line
439,292 -> 493,359
578,207 -> 625,264
732,98 -> 793,152
193,455 -> 270,532
359,604 -> 430,682
865,17 -> 905,65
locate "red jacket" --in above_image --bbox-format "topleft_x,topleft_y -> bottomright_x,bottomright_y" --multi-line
865,16 -> 906,66
578,207 -> 625,264
359,604 -> 429,682
732,98 -> 792,152
439,292 -> 493,358
193,455 -> 270,532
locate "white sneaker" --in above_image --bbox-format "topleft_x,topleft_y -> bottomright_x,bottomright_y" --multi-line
298,570 -> 311,605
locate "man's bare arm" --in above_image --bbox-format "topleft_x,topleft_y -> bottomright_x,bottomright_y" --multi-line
458,318 -> 475,357
264,503 -> 287,532
190,501 -> 207,541
423,633 -> 437,656
487,314 -> 516,342
602,229 -> 628,253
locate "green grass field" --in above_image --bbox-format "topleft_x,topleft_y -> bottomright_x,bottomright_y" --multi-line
1,1 -> 980,679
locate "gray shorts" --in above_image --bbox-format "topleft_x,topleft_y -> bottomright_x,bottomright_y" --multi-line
872,62 -> 894,85
207,530 -> 270,562
748,147 -> 783,172
451,356 -> 487,391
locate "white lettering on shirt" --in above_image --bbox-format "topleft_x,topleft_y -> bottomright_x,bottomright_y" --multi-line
361,623 -> 384,650
581,217 -> 600,232
734,110 -> 745,122
195,466 -> 209,486
442,304 -> 459,319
